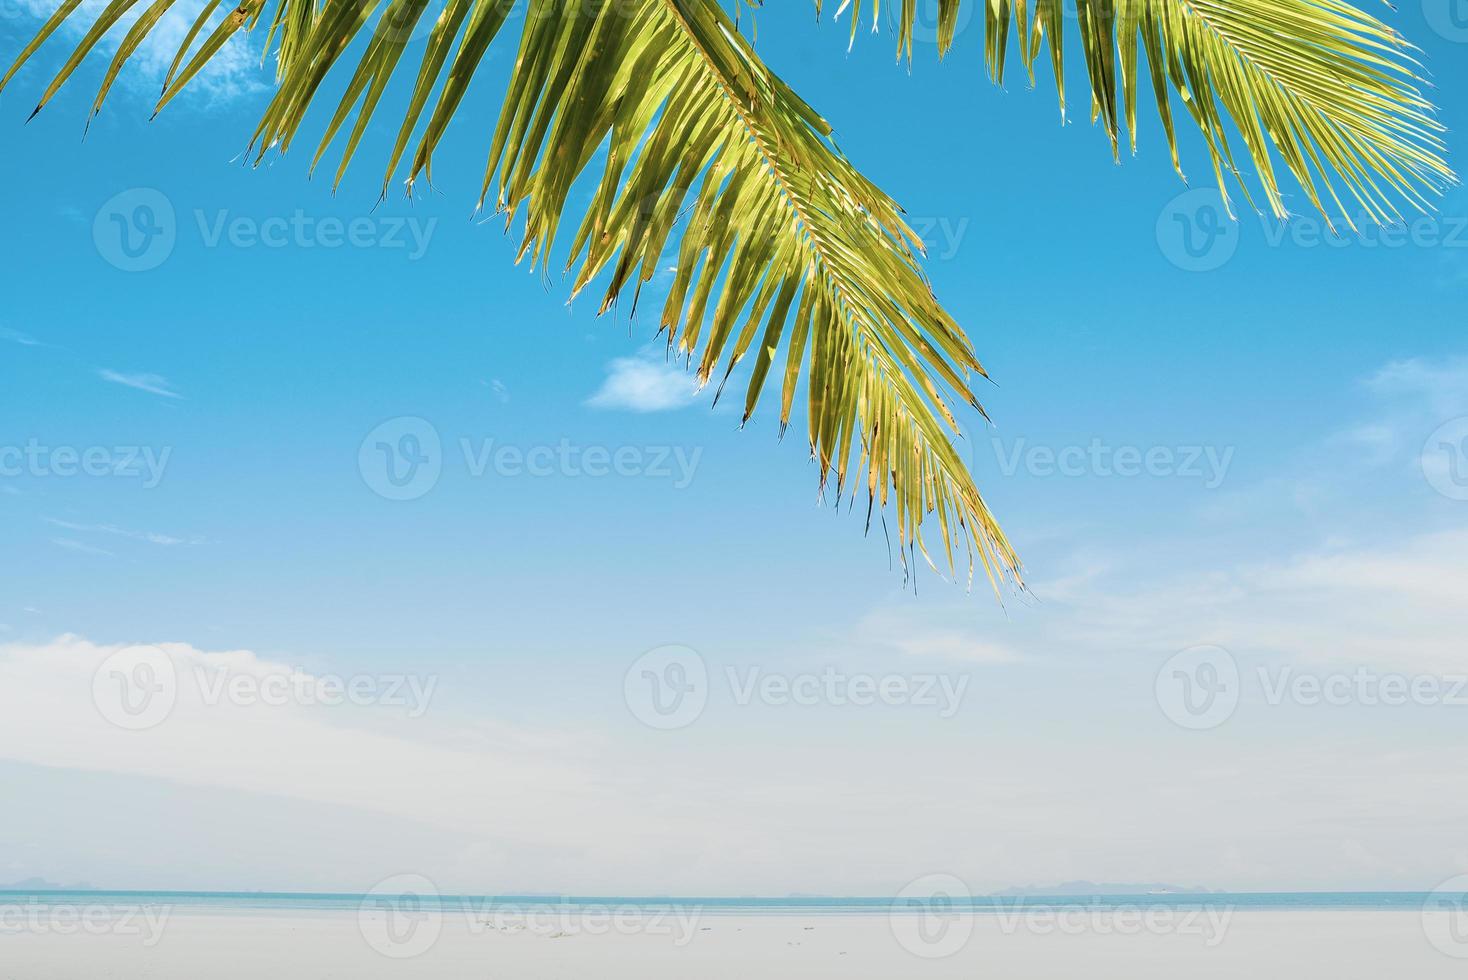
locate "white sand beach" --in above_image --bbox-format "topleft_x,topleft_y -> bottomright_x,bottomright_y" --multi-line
2,909 -> 1460,979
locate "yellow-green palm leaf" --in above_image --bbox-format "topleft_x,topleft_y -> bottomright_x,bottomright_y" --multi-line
2,0 -> 1022,591
830,0 -> 1455,228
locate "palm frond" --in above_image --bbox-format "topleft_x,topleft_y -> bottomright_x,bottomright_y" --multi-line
2,0 -> 1022,591
831,0 -> 1455,229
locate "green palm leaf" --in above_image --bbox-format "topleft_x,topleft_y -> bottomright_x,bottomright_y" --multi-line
831,0 -> 1455,228
2,0 -> 1022,591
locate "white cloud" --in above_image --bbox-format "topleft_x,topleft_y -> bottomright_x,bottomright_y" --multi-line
482,378 -> 511,403
44,519 -> 203,546
97,369 -> 183,399
857,609 -> 1023,665
51,538 -> 115,557
0,327 -> 42,347
3,635 -> 1466,893
1010,528 -> 1468,674
10,0 -> 267,106
1366,356 -> 1468,418
585,351 -> 699,412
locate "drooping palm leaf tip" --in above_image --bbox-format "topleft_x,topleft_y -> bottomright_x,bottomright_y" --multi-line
827,0 -> 1455,229
3,2 -> 1455,595
0,0 -> 1024,593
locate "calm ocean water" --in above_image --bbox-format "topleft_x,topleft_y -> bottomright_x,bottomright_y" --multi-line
0,891 -> 1452,915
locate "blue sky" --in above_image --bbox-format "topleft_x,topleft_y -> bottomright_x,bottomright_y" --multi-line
1,2 -> 1467,895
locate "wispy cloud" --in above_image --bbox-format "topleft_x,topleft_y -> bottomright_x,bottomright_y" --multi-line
44,519 -> 203,547
585,351 -> 699,413
0,327 -> 42,347
858,609 -> 1024,665
1366,356 -> 1468,418
98,369 -> 183,399
481,378 -> 511,404
10,0 -> 268,106
51,539 -> 115,558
